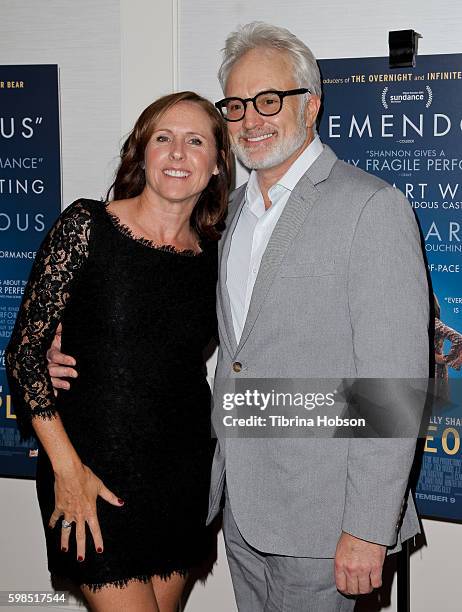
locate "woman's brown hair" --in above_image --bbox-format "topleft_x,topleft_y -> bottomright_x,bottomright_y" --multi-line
107,91 -> 231,241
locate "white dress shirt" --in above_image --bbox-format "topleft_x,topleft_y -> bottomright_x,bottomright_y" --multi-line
226,137 -> 324,343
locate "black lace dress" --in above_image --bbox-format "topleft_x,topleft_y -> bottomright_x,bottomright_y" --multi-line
6,199 -> 218,590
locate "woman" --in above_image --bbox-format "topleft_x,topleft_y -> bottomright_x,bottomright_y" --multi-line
6,91 -> 231,611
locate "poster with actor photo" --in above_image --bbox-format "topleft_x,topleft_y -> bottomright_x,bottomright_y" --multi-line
318,54 -> 462,521
0,65 -> 61,478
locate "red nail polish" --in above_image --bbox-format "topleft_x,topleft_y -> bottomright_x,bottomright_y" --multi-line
118,499 -> 124,505
77,556 -> 84,562
61,547 -> 67,553
97,547 -> 103,553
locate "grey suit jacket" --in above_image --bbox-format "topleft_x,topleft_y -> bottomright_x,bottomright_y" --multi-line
207,145 -> 429,557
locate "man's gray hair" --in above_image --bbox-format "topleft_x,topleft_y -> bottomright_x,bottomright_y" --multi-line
218,21 -> 322,97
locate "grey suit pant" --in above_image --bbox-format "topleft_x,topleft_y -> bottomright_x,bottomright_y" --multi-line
223,496 -> 356,612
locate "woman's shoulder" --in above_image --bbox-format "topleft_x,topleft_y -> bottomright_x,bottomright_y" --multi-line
199,236 -> 218,264
60,198 -> 104,218
55,198 -> 106,231
43,199 -> 106,250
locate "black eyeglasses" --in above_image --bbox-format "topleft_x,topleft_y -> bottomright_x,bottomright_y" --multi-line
215,88 -> 310,122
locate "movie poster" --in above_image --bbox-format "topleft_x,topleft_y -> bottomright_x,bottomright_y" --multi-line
318,54 -> 462,521
0,65 -> 61,478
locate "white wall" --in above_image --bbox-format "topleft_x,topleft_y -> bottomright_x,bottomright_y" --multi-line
120,0 -> 178,136
1,1 -> 461,611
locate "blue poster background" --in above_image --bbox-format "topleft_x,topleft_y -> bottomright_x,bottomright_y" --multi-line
319,54 -> 462,521
0,65 -> 61,478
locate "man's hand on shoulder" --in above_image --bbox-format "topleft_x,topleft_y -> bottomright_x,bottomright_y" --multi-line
47,323 -> 78,393
334,531 -> 386,596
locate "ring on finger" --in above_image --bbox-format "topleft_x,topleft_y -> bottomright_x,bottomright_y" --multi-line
62,519 -> 73,529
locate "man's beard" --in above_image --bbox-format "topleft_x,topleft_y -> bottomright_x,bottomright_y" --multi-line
231,108 -> 308,170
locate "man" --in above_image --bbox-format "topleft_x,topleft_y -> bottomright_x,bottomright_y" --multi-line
49,22 -> 429,611
208,22 -> 428,611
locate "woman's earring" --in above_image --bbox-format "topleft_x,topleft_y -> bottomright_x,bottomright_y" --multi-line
140,161 -> 145,170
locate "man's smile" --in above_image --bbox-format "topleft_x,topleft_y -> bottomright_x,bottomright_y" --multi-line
241,131 -> 277,147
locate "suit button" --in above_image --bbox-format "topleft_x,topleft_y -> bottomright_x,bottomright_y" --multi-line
232,362 -> 242,373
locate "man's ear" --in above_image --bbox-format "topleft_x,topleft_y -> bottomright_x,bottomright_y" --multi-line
304,94 -> 321,129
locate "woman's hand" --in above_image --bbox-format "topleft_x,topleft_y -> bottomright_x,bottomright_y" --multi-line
445,343 -> 462,370
434,351 -> 446,365
46,323 -> 78,393
49,461 -> 124,561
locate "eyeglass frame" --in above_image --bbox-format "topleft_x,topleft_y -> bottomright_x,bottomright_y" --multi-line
214,88 -> 311,122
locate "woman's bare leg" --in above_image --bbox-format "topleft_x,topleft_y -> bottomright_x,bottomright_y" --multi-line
152,573 -> 188,612
81,580 -> 159,612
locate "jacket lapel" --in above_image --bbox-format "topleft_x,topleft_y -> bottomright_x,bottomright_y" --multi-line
217,184 -> 247,356
236,145 -> 338,353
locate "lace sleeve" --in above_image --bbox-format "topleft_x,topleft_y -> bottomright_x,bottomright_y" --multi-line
5,200 -> 92,437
